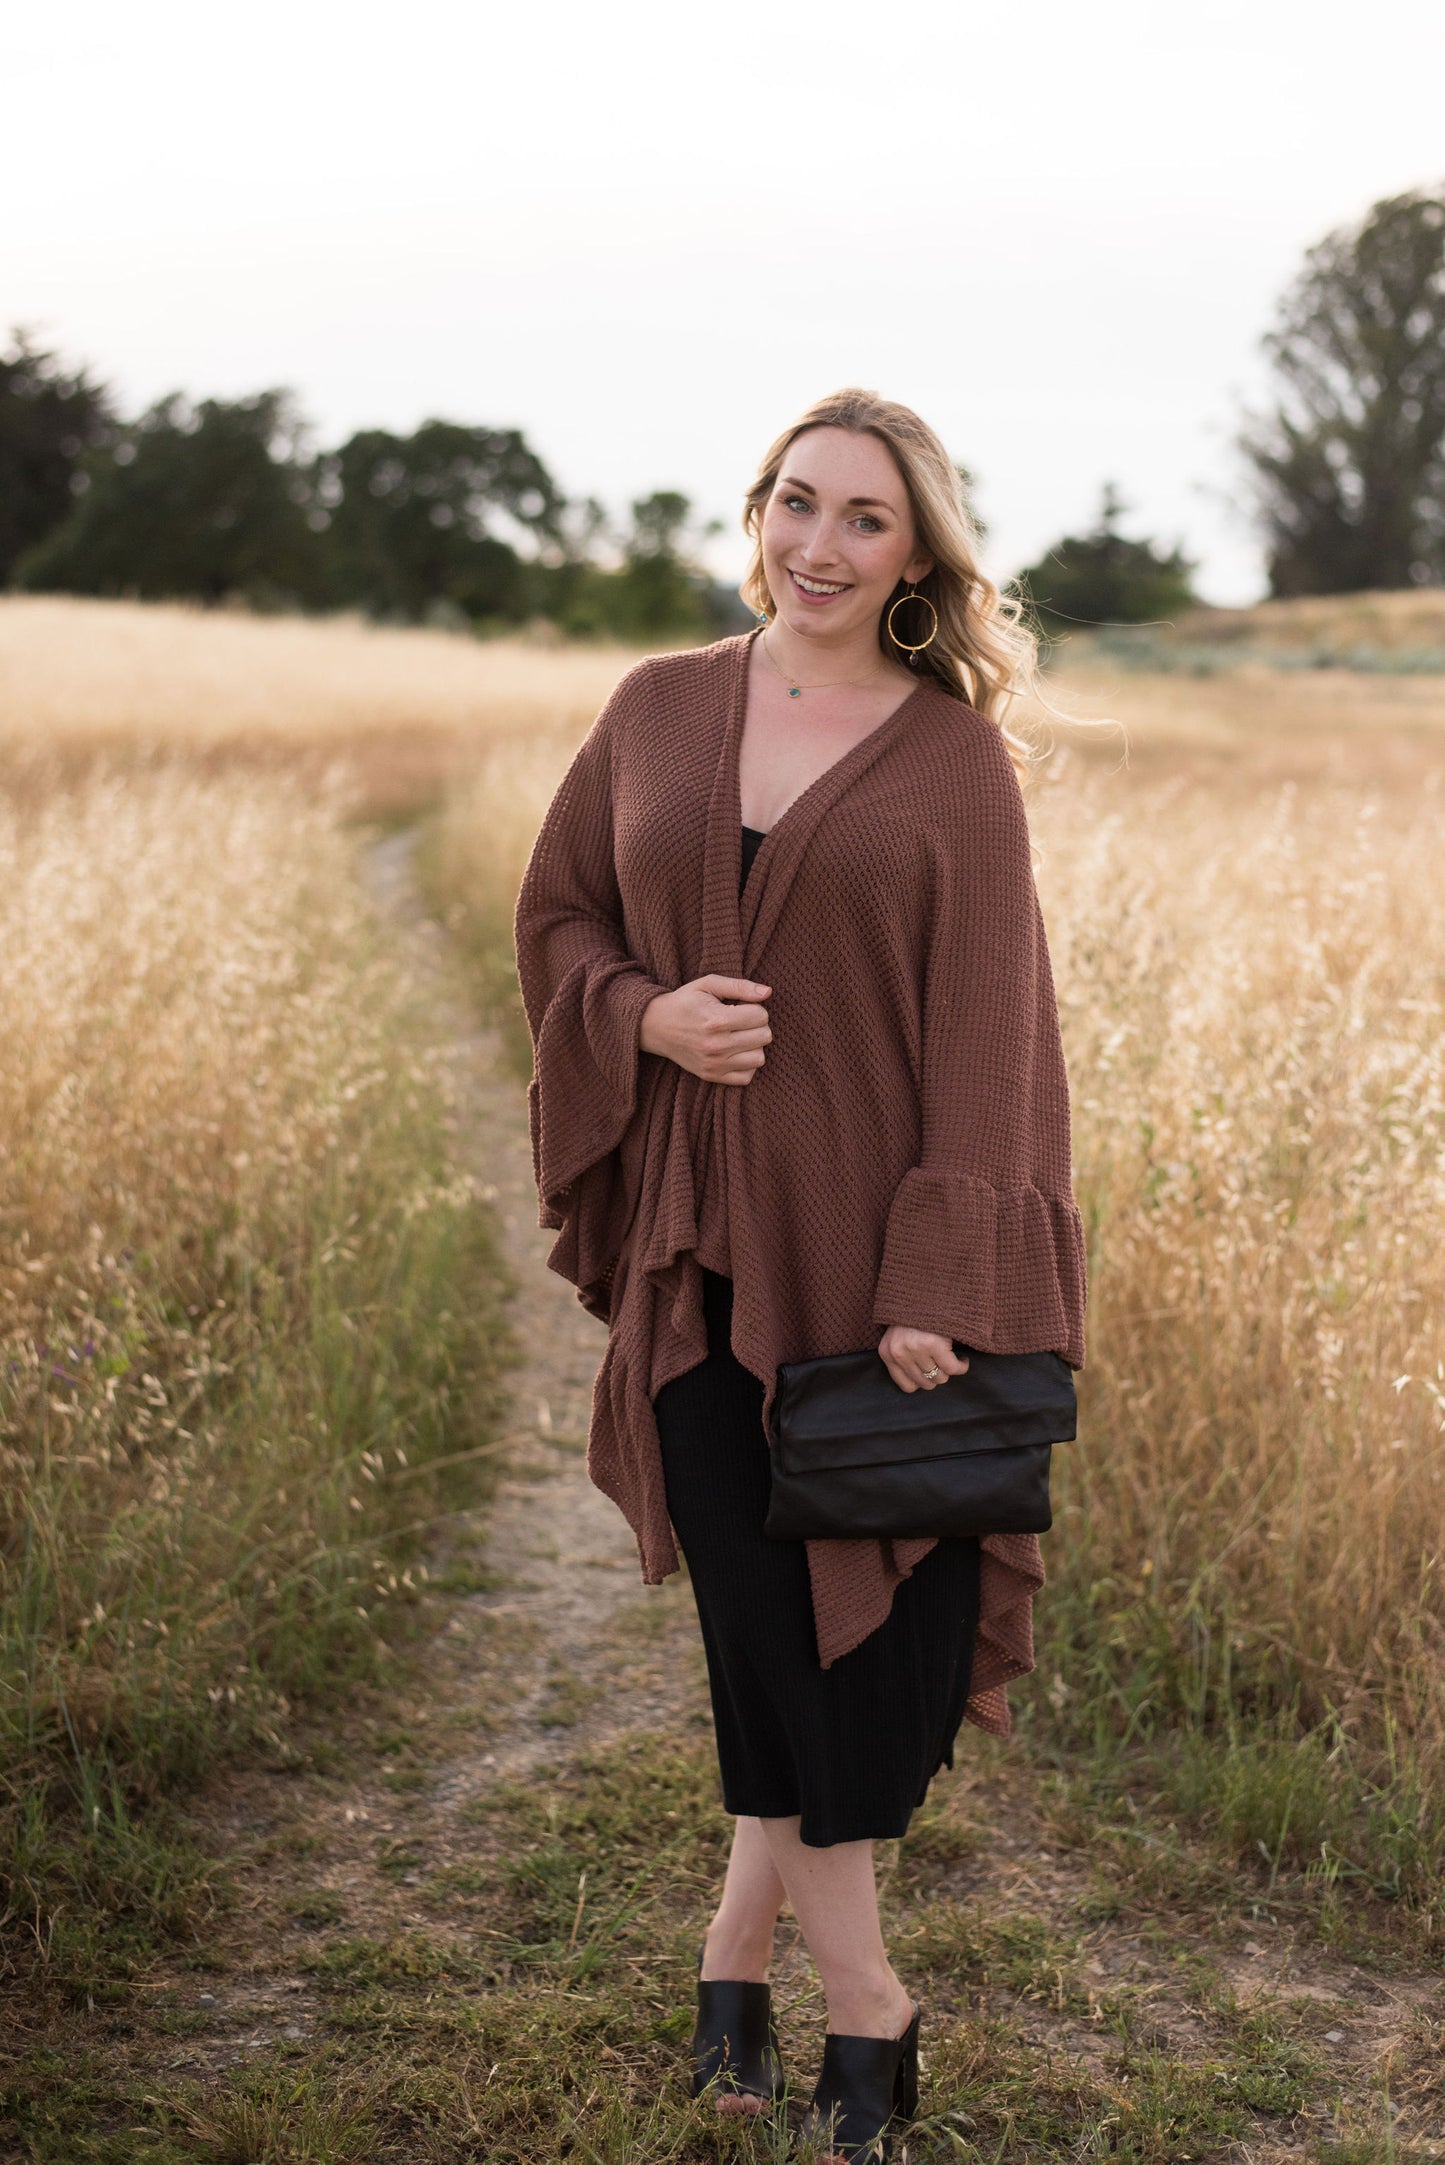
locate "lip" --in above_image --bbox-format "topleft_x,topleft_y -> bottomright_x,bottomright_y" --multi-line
788,567 -> 853,604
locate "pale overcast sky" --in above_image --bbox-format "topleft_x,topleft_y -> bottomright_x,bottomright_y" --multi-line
7,0 -> 1444,603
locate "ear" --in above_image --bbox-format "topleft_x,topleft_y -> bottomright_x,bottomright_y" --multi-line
904,550 -> 934,584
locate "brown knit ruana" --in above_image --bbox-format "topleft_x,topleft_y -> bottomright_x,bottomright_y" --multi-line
514,629 -> 1086,1735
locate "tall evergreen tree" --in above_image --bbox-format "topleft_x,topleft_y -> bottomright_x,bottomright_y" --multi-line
0,331 -> 113,585
1239,185 -> 1445,595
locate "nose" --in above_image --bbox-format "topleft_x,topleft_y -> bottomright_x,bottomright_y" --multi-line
797,518 -> 845,569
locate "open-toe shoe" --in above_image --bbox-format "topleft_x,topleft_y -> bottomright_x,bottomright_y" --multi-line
689,1947 -> 785,2114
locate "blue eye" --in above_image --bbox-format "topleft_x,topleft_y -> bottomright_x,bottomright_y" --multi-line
783,494 -> 812,513
855,515 -> 882,533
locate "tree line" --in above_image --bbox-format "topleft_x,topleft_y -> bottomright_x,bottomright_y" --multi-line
3,185 -> 1441,637
0,369 -> 739,639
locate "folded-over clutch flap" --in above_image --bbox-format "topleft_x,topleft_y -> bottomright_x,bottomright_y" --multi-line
769,1344 -> 1076,1477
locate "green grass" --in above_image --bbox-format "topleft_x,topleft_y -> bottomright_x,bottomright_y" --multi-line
0,904 -> 519,2009
13,1729 -> 1438,2163
1085,626 -> 1445,675
1008,1540 -> 1445,1931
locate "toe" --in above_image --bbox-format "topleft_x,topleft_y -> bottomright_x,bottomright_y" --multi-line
712,2091 -> 766,2118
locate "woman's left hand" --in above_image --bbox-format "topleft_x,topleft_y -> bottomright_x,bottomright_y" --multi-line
877,1326 -> 970,1392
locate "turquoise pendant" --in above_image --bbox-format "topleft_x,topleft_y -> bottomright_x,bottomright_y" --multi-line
788,686 -> 801,698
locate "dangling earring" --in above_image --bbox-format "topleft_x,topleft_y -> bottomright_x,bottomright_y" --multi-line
886,582 -> 939,668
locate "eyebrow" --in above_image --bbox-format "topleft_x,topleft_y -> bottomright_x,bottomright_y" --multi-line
778,475 -> 896,512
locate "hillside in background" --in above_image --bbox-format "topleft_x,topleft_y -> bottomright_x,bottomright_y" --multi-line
1059,584 -> 1445,670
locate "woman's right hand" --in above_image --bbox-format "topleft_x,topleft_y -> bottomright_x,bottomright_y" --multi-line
640,975 -> 772,1085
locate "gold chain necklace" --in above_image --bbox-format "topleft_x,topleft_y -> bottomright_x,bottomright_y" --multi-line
760,624 -> 888,700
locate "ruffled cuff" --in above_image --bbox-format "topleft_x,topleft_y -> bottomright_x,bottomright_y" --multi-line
871,1167 -> 1087,1369
528,962 -> 670,1220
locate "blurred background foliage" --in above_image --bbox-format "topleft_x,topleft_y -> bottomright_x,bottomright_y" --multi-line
0,343 -> 746,641
3,184 -> 1442,643
1013,480 -> 1199,639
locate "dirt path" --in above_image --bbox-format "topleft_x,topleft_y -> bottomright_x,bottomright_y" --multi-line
362,831 -> 706,1784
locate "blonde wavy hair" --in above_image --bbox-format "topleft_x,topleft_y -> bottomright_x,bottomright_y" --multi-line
742,387 -> 1060,782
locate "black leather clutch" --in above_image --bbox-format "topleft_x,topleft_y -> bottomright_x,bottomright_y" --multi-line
763,1341 -> 1076,1543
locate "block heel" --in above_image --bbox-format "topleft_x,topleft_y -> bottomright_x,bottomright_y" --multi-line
803,2002 -> 921,2162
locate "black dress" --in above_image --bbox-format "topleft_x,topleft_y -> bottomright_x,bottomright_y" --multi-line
651,820 -> 982,1848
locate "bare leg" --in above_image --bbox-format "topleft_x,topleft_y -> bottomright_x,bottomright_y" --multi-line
701,1815 -> 787,1981
758,1816 -> 914,2039
699,1816 -> 788,2118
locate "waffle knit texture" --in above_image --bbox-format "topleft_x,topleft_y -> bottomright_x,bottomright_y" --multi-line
513,629 -> 1087,1734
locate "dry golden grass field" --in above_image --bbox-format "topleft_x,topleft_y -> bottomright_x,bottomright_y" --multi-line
0,597 -> 637,815
2,592 -> 1444,2162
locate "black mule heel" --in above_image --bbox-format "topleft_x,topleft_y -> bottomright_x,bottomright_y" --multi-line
689,1947 -> 786,2110
803,2001 -> 921,2162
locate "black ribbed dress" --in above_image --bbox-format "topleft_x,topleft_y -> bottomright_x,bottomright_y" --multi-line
651,820 -> 982,1848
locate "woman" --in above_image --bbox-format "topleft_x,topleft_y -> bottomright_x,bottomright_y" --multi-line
514,388 -> 1087,2162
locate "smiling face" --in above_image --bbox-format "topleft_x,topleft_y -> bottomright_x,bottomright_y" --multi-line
758,425 -> 934,646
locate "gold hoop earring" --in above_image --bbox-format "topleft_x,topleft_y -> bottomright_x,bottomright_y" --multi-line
886,583 -> 939,659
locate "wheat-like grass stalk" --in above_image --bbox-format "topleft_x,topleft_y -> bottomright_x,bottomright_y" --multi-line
0,764 -> 510,1802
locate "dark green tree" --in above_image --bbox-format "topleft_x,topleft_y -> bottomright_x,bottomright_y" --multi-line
1014,483 -> 1196,634
0,331 -> 113,585
611,491 -> 715,636
1239,185 -> 1445,595
531,495 -> 614,633
317,421 -> 565,621
18,388 -> 327,605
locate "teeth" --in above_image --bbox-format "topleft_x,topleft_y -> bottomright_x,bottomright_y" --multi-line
793,573 -> 847,595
